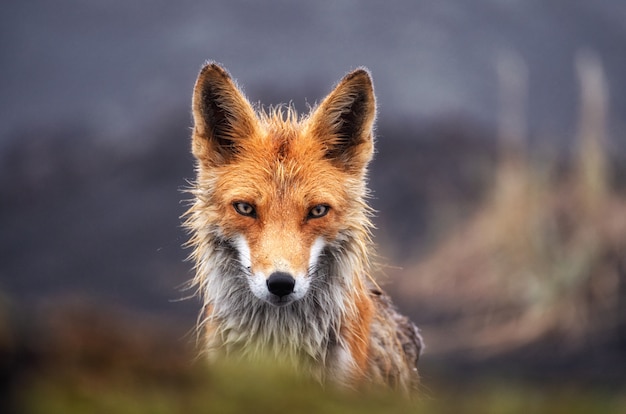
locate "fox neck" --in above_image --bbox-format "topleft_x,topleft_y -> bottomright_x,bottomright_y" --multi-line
191,231 -> 372,382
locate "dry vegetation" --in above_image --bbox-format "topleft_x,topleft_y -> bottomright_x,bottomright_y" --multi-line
395,52 -> 626,357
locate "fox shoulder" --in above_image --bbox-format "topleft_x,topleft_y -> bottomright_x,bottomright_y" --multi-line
368,287 -> 423,391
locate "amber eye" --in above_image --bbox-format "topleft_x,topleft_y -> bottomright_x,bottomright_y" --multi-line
233,202 -> 256,218
307,204 -> 330,219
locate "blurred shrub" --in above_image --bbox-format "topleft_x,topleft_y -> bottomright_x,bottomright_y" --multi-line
395,53 -> 626,357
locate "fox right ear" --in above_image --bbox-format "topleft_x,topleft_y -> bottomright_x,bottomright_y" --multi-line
191,63 -> 259,165
308,68 -> 376,175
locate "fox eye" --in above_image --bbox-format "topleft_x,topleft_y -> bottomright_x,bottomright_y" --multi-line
233,202 -> 256,218
307,204 -> 330,219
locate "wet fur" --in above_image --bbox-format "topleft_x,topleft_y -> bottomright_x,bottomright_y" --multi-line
184,62 -> 422,392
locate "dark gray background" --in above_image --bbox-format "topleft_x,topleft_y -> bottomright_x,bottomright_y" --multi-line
1,0 -> 625,330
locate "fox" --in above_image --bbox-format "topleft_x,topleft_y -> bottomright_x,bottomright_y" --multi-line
184,62 -> 422,393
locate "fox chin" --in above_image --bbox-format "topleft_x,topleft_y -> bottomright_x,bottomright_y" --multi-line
184,62 -> 422,393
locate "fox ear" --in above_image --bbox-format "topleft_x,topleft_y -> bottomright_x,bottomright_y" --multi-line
309,68 -> 376,173
191,62 -> 259,165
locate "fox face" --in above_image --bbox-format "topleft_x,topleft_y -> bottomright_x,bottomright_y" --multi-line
189,63 -> 376,307
214,159 -> 345,307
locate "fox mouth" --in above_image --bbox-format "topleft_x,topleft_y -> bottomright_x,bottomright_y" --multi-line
266,295 -> 294,307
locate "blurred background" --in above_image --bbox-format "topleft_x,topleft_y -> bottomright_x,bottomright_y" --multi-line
1,0 -> 625,412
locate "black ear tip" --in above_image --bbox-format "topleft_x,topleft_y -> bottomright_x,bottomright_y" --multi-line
352,67 -> 372,76
198,61 -> 231,81
343,67 -> 373,85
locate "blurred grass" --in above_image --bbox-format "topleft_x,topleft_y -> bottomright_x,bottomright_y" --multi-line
3,300 -> 625,414
12,353 -> 626,414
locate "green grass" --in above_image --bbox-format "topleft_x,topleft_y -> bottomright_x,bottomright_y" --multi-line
13,360 -> 626,414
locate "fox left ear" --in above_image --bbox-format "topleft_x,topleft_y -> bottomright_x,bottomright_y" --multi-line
308,68 -> 376,174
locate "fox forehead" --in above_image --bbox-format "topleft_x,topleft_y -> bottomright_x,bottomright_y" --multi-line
213,128 -> 350,209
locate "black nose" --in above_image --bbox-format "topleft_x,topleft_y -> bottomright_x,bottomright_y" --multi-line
266,272 -> 295,297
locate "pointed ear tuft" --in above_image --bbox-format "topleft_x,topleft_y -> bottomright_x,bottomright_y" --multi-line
309,68 -> 376,173
191,62 -> 258,165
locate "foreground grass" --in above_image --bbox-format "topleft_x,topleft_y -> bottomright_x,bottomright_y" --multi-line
13,360 -> 626,414
4,292 -> 624,414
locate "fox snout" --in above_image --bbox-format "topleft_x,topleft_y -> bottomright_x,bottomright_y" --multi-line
223,201 -> 334,307
250,265 -> 314,306
234,234 -> 323,306
250,269 -> 308,307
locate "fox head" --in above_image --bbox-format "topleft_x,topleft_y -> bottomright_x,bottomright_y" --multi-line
187,63 -> 376,308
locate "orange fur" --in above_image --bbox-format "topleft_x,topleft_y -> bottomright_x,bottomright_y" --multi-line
185,62 -> 422,393
344,291 -> 374,377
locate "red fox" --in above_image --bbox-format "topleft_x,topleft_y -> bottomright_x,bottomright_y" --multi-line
184,62 -> 422,392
